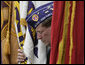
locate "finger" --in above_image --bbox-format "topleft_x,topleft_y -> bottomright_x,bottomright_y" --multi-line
18,53 -> 25,57
17,56 -> 25,59
17,58 -> 24,62
17,55 -> 25,62
18,49 -> 23,53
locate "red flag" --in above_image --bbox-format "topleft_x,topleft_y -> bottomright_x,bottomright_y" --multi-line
50,1 -> 84,64
71,1 -> 84,64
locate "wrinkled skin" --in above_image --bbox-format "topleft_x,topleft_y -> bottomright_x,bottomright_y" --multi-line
36,24 -> 51,46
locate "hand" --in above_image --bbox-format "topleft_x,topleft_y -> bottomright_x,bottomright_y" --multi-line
17,49 -> 25,62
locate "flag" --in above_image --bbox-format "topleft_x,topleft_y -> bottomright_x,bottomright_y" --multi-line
50,1 -> 84,64
14,1 -> 27,64
1,1 -> 11,64
10,1 -> 19,63
1,1 -> 19,64
22,1 -> 37,64
14,1 -> 36,64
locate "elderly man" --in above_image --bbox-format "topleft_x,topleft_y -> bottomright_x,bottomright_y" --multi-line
17,2 -> 53,64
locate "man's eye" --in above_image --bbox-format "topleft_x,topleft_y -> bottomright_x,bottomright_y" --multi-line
38,31 -> 42,34
37,31 -> 42,34
39,32 -> 42,34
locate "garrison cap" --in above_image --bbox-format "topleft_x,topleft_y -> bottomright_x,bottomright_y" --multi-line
26,2 -> 53,28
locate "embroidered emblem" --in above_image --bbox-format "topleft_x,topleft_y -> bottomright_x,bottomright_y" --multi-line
32,14 -> 39,21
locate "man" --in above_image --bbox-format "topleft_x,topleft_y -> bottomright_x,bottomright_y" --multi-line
17,2 -> 53,64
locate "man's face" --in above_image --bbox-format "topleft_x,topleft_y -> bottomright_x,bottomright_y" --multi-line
36,24 -> 51,46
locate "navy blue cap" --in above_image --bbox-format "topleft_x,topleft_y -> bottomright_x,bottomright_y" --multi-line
26,2 -> 53,28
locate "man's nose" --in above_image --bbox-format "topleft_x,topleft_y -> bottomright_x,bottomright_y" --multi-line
37,34 -> 42,39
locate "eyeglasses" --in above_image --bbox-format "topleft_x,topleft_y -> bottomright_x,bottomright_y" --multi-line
36,27 -> 49,35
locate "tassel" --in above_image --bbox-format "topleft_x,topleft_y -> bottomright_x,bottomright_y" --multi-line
4,31 -> 10,55
20,18 -> 27,26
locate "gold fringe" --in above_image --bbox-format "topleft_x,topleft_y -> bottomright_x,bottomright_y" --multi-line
20,18 -> 27,26
4,1 -> 10,7
14,1 -> 20,12
2,1 -> 11,56
1,23 -> 8,41
56,1 -> 71,64
69,1 -> 76,64
1,1 -> 12,64
27,8 -> 33,15
4,31 -> 10,55
11,24 -> 17,37
1,9 -> 3,29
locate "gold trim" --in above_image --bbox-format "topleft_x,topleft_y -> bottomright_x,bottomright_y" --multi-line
69,1 -> 76,64
57,1 -> 71,64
